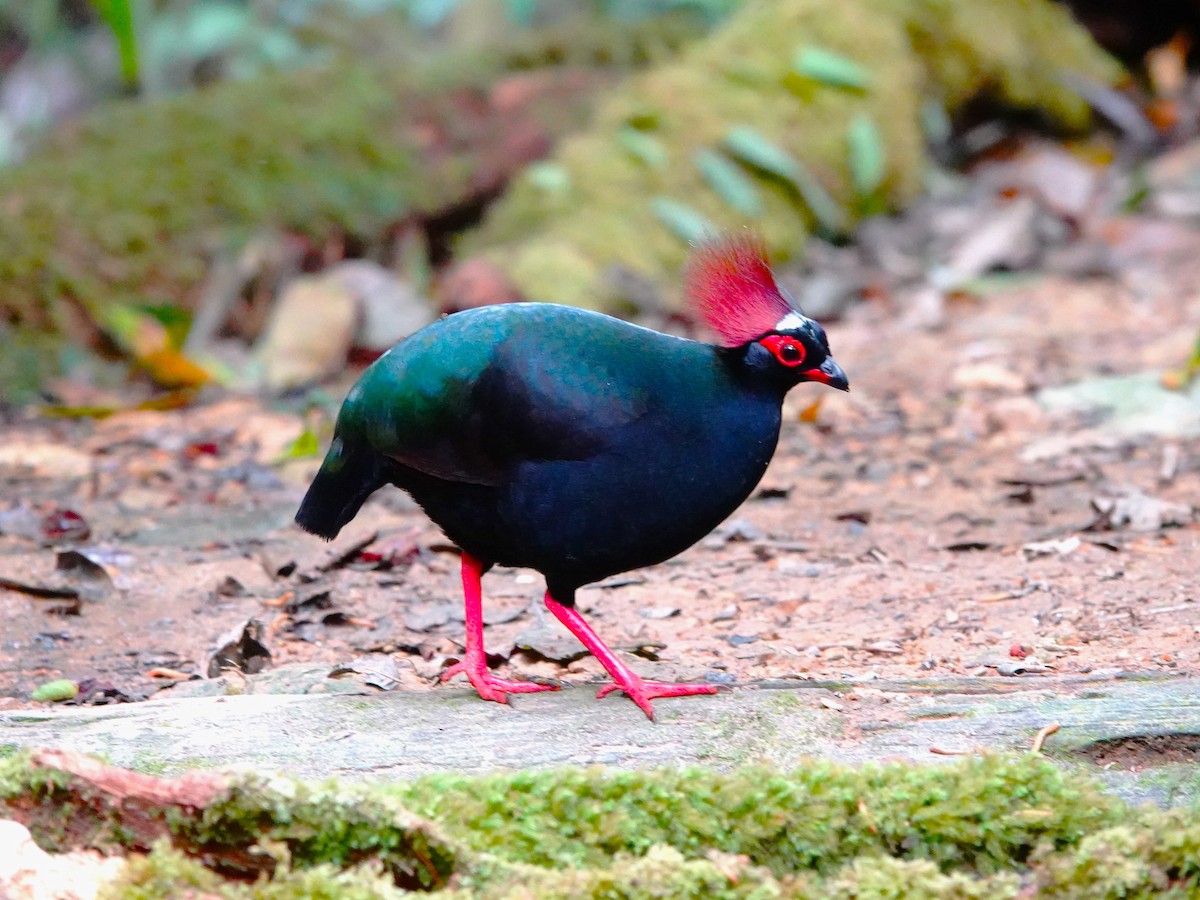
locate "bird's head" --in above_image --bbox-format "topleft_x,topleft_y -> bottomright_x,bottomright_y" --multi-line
685,234 -> 849,393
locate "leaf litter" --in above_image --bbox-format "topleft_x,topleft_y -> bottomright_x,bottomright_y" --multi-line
1,158 -> 1200,722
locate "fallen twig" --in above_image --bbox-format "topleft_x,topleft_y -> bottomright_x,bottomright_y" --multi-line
145,667 -> 193,680
1031,723 -> 1060,754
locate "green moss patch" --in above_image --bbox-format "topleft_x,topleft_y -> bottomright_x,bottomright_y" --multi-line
394,756 -> 1116,875
4,750 -> 1200,897
466,0 -> 1122,312
0,751 -> 456,891
0,12 -> 703,335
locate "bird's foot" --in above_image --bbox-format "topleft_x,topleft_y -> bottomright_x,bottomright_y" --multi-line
596,677 -> 718,720
441,658 -> 560,704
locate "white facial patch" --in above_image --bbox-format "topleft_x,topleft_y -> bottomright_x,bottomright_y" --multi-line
773,311 -> 811,331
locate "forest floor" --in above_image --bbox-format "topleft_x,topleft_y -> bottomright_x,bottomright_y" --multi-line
2,230 -> 1198,737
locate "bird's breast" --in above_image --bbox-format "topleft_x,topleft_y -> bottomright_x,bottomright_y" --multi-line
495,392 -> 782,583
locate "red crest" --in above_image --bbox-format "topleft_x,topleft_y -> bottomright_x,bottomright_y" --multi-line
683,234 -> 796,348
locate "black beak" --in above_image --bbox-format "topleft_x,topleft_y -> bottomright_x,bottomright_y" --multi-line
802,357 -> 849,392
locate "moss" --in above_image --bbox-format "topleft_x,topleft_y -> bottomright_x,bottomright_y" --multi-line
173,774 -> 459,890
1143,765 -> 1200,808
0,12 -> 699,336
467,0 -> 1121,312
1030,812 -> 1200,897
0,59 -> 411,330
693,707 -> 783,766
0,750 -> 123,852
906,0 -> 1108,124
110,839 -> 408,900
0,749 -> 58,797
466,844 -> 798,899
393,755 -> 1118,877
10,751 -> 1200,898
820,855 -> 1021,898
129,753 -> 172,777
0,753 -> 457,890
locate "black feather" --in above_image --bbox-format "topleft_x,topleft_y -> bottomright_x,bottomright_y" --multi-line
294,437 -> 386,541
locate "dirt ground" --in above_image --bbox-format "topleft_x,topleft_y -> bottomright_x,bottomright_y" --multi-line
1,249 -> 1198,717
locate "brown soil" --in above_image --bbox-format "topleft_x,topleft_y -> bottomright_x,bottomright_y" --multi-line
1,258 -> 1198,715
1076,733 -> 1200,771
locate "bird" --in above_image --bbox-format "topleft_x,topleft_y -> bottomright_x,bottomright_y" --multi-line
295,234 -> 849,719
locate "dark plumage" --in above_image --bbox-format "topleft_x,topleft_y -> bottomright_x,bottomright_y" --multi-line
296,235 -> 848,718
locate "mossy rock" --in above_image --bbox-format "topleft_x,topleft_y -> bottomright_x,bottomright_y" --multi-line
466,0 -> 1122,312
0,63 -> 404,331
6,750 -> 1200,897
0,13 -> 705,338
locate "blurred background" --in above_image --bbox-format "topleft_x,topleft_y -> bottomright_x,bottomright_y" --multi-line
1,0 -> 1199,416
1,0 -> 1199,781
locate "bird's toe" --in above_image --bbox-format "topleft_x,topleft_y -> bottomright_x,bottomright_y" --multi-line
441,656 -> 559,701
597,677 -> 717,720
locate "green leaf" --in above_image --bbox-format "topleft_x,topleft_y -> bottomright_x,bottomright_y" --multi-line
526,162 -> 572,194
504,0 -> 538,26
847,113 -> 885,198
1187,328 -> 1200,371
724,126 -> 845,236
88,0 -> 140,89
278,428 -> 321,463
103,304 -> 163,357
42,405 -> 119,420
409,0 -> 467,29
617,127 -> 668,169
793,45 -> 870,91
724,125 -> 798,182
920,99 -> 953,146
650,197 -> 717,245
180,2 -> 252,59
32,679 -> 78,703
140,304 -> 192,350
694,149 -> 763,218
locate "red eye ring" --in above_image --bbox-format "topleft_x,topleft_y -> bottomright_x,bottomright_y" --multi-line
760,334 -> 806,368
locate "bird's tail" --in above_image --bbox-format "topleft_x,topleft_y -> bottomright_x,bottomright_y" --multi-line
294,436 -> 386,541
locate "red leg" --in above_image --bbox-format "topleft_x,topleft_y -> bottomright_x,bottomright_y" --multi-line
544,592 -> 717,721
440,553 -> 559,703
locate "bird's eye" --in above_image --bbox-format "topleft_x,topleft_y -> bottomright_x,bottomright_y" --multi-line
760,335 -> 806,367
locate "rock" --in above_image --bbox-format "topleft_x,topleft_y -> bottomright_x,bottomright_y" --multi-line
249,256 -> 434,386
1037,372 -> 1200,437
439,258 -> 523,312
0,505 -> 46,541
933,197 -> 1041,289
329,653 -> 402,691
514,623 -> 588,664
4,670 -> 1200,808
985,396 -> 1044,433
404,604 -> 456,633
1022,536 -> 1081,559
951,362 -> 1027,393
1148,138 -> 1200,218
0,443 -> 93,479
977,142 -> 1100,221
255,275 -> 359,393
0,819 -> 125,900
638,607 -> 681,620
330,260 -> 435,351
1090,488 -> 1195,532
